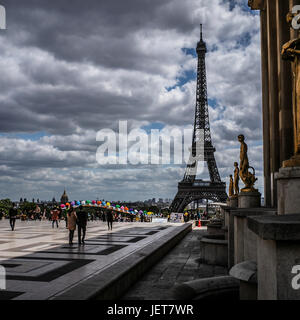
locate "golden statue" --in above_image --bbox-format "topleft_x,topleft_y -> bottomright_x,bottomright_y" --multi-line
281,11 -> 300,167
234,162 -> 240,196
238,134 -> 257,192
228,175 -> 234,197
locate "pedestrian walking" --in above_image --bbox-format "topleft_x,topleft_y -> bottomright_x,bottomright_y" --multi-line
76,206 -> 88,245
51,207 -> 59,228
34,205 -> 41,221
106,209 -> 113,231
9,203 -> 18,231
67,207 -> 77,245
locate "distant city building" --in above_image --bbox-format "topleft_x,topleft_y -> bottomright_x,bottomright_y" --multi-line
60,190 -> 69,204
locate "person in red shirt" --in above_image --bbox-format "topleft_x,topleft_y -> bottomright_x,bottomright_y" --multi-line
51,207 -> 59,228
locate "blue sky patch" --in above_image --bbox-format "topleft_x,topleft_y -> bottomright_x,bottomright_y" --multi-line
208,98 -> 218,109
235,32 -> 252,48
141,122 -> 165,133
0,131 -> 48,141
166,68 -> 196,92
182,47 -> 197,58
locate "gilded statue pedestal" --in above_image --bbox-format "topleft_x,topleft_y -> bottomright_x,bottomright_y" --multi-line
238,191 -> 261,209
229,196 -> 238,208
275,167 -> 300,215
283,155 -> 300,168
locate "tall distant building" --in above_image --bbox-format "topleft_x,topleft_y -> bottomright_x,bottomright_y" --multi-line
170,25 -> 227,213
60,189 -> 69,204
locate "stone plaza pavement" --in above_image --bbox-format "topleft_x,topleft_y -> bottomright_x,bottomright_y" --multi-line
0,219 -> 188,300
122,228 -> 228,300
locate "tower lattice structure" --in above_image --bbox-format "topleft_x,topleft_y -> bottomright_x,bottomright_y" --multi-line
170,25 -> 227,213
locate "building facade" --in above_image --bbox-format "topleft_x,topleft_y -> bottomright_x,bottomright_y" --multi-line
249,0 -> 299,207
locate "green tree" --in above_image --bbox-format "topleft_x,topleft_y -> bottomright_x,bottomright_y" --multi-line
19,202 -> 36,216
0,199 -> 13,216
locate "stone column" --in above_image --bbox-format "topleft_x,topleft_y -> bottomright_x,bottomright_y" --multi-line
266,0 -> 280,208
276,0 -> 300,214
229,208 -> 276,300
232,208 -> 276,265
248,214 -> 300,300
260,2 -> 272,208
221,206 -> 237,269
277,0 -> 294,165
249,0 -> 272,207
276,167 -> 300,214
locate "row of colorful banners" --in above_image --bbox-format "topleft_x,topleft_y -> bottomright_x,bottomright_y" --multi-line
60,201 -> 154,215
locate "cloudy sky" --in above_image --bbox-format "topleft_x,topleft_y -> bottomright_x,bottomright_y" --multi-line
0,0 -> 262,202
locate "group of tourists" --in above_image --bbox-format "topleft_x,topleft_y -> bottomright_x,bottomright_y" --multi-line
6,203 -> 114,246
64,206 -> 88,245
50,205 -> 116,245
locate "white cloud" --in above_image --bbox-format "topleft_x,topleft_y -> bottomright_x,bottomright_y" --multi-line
0,0 -> 263,201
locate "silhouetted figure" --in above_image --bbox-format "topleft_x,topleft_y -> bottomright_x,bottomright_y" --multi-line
106,210 -> 113,231
9,204 -> 18,231
77,206 -> 88,245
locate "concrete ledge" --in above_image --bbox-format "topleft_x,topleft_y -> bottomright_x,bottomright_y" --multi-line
248,214 -> 300,240
207,223 -> 224,235
172,276 -> 239,300
52,223 -> 192,300
230,261 -> 258,300
275,167 -> 300,179
229,260 -> 257,283
231,207 -> 277,218
200,235 -> 228,267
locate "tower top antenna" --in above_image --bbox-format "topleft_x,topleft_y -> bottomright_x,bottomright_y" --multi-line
200,24 -> 203,40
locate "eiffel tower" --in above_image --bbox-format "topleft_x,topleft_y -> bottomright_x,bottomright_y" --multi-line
170,25 -> 227,213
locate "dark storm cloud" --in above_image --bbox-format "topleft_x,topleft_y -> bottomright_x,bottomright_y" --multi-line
0,0 -> 259,135
3,0 -> 193,67
0,0 -> 262,200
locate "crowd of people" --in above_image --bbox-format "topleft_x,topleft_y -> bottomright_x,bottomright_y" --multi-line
3,203 -> 116,245
1,203 -> 170,245
1,202 -> 212,246
183,211 -> 208,222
